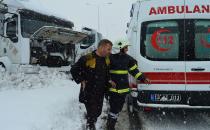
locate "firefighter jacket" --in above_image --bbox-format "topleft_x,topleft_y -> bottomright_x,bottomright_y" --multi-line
109,52 -> 145,94
70,51 -> 111,102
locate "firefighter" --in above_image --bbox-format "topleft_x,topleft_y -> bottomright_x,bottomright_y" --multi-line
70,39 -> 115,130
106,39 -> 150,130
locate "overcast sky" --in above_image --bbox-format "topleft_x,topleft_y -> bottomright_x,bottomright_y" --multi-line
38,0 -> 136,41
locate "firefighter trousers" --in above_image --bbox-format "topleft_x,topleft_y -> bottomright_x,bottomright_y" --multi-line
108,93 -> 127,120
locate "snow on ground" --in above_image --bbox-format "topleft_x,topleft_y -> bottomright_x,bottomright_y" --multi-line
137,110 -> 210,130
1,67 -> 210,130
115,105 -> 130,130
115,106 -> 210,130
0,67 -> 107,130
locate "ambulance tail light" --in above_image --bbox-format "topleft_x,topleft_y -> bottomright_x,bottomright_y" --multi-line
143,107 -> 153,112
130,83 -> 137,90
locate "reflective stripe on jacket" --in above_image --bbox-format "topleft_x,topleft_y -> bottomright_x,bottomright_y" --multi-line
109,53 -> 145,94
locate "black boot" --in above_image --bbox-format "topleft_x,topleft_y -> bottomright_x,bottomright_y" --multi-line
106,116 -> 117,130
86,123 -> 96,130
86,117 -> 96,130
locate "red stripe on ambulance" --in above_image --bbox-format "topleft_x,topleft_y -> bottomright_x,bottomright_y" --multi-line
144,72 -> 210,84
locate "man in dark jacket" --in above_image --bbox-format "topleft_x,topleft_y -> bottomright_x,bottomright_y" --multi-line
106,39 -> 150,130
70,39 -> 115,130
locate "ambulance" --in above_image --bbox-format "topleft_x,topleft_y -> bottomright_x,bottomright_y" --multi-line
0,0 -> 88,73
127,0 -> 210,112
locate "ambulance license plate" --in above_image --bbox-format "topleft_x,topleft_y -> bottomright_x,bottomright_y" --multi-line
150,94 -> 181,102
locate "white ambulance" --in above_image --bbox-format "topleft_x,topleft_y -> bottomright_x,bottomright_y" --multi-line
0,0 -> 88,73
127,0 -> 210,111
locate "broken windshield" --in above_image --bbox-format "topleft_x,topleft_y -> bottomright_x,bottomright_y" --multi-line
20,9 -> 73,38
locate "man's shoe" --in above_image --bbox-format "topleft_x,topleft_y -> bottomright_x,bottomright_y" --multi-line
106,118 -> 116,130
86,123 -> 96,130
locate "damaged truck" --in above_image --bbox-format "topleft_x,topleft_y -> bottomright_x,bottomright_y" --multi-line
0,0 -> 88,73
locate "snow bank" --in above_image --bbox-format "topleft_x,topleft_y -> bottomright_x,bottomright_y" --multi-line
0,68 -> 84,130
0,67 -> 70,91
0,67 -> 108,130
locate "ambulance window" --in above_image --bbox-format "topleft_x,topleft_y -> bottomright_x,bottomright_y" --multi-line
141,21 -> 179,61
195,21 -> 210,60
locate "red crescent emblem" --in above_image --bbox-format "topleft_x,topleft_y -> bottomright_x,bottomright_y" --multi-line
151,29 -> 171,52
200,38 -> 210,48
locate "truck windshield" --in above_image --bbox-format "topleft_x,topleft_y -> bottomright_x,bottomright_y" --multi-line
20,10 -> 73,38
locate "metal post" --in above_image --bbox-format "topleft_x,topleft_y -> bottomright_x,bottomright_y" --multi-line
86,2 -> 112,32
97,5 -> 100,32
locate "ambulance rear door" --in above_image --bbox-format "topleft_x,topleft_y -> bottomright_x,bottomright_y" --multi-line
185,0 -> 210,92
138,0 -> 186,90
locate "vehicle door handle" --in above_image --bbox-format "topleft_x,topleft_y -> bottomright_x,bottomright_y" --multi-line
191,68 -> 205,71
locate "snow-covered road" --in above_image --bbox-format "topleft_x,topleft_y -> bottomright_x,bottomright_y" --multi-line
1,68 -> 210,130
138,110 -> 210,130
0,68 -> 110,130
116,107 -> 210,130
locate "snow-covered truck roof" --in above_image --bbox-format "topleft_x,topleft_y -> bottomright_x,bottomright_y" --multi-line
19,9 -> 74,29
2,0 -> 74,28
